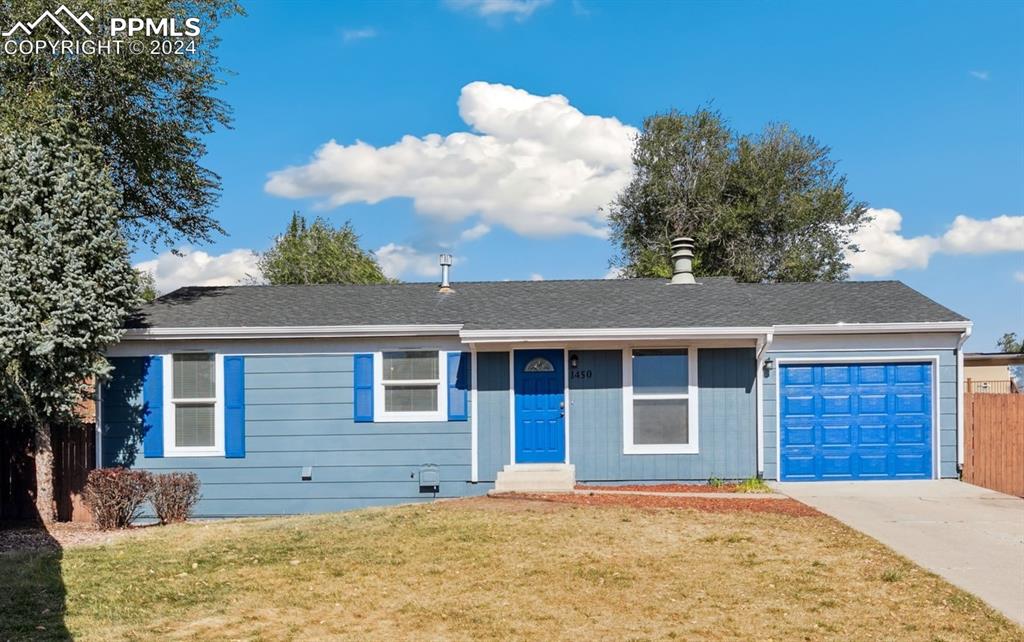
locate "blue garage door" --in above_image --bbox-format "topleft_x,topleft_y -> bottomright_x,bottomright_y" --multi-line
779,362 -> 933,481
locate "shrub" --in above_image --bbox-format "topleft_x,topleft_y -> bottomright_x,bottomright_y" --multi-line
150,472 -> 202,524
84,468 -> 155,530
735,477 -> 771,494
708,476 -> 725,488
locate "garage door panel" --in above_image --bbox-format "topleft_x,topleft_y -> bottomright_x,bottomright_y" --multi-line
822,395 -> 852,415
782,394 -> 815,416
894,423 -> 928,444
856,452 -> 890,477
782,366 -> 814,385
822,366 -> 852,384
859,394 -> 888,415
896,393 -> 927,413
896,364 -> 928,383
857,365 -> 887,384
782,424 -> 815,446
821,424 -> 853,445
859,423 -> 888,444
779,362 -> 932,481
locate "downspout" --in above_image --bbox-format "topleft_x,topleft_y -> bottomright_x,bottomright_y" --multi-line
470,346 -> 478,482
956,326 -> 972,475
755,332 -> 774,479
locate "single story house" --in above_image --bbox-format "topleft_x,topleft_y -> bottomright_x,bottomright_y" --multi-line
99,240 -> 972,517
964,352 -> 1024,394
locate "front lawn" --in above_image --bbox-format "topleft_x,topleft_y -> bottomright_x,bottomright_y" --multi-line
2,497 -> 1020,640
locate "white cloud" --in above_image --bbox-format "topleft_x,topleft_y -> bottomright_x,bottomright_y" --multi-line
342,27 -> 377,42
445,0 -> 552,21
603,266 -> 624,279
134,248 -> 260,294
940,215 -> 1024,254
529,273 -> 544,281
847,209 -> 939,277
969,70 -> 990,81
848,209 -> 1024,277
459,223 -> 491,242
265,81 -> 637,239
375,243 -> 451,280
1014,271 -> 1024,284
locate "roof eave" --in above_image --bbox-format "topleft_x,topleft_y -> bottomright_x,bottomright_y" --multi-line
121,324 -> 464,340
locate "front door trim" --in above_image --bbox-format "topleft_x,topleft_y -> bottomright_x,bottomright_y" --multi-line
510,348 -> 568,464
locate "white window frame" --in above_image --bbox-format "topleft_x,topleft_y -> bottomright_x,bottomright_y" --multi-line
373,350 -> 448,423
163,352 -> 225,457
622,346 -> 699,455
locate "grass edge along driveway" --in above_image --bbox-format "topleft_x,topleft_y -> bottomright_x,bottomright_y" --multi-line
3,496 -> 1021,641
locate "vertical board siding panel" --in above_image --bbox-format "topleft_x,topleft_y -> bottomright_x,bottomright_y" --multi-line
477,352 -> 510,481
570,348 -> 755,482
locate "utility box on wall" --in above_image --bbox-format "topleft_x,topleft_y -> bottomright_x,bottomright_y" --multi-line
418,464 -> 440,494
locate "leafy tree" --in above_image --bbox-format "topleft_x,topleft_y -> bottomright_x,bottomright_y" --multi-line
609,108 -> 869,282
138,269 -> 159,303
996,332 -> 1024,353
0,122 -> 141,522
0,0 -> 242,249
258,213 -> 393,285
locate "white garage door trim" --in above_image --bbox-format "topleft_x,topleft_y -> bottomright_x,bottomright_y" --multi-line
774,354 -> 941,481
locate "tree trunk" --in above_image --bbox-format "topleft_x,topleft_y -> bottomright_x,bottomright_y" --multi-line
34,421 -> 56,524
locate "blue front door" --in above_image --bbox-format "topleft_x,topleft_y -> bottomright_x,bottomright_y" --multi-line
514,349 -> 565,463
779,362 -> 933,481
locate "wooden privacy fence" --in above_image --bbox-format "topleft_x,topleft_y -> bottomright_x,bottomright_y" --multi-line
963,393 -> 1024,497
1,422 -> 95,522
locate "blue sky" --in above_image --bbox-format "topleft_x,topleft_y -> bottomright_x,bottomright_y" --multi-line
135,0 -> 1024,350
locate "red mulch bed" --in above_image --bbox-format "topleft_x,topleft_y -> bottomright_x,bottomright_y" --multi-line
575,483 -> 742,493
515,492 -> 821,517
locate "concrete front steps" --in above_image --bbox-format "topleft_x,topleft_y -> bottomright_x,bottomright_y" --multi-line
492,464 -> 576,494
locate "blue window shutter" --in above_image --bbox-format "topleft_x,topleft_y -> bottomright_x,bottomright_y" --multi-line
142,356 -> 164,458
447,351 -> 470,421
354,353 -> 374,422
224,356 -> 246,458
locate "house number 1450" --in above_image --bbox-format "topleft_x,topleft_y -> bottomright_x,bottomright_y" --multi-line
571,369 -> 592,379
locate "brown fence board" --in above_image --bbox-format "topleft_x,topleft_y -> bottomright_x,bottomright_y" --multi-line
963,392 -> 1024,497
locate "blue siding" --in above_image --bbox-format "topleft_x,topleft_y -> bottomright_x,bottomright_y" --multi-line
102,353 -> 483,517
570,349 -> 757,482
476,352 -> 511,482
763,349 -> 957,480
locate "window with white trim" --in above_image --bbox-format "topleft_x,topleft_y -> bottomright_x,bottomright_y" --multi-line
375,350 -> 446,421
624,348 -> 698,454
167,353 -> 224,456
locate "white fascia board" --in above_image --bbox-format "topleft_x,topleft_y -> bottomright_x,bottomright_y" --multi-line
771,321 -> 972,335
122,324 -> 464,341
460,327 -> 772,344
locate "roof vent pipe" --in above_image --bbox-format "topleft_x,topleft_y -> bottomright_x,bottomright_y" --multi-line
439,253 -> 453,290
670,237 -> 696,284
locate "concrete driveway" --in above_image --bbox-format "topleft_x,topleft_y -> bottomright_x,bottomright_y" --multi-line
775,480 -> 1024,625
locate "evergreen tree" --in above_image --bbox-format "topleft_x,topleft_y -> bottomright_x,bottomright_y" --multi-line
0,122 -> 141,522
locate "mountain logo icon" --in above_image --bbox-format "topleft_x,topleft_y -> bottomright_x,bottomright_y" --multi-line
3,5 -> 94,37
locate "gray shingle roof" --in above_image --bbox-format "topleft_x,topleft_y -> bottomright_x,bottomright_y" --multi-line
126,277 -> 967,330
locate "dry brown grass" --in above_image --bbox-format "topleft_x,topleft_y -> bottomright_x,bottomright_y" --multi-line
3,497 -> 1021,641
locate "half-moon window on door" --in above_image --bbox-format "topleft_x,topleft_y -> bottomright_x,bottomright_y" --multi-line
524,357 -> 555,372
